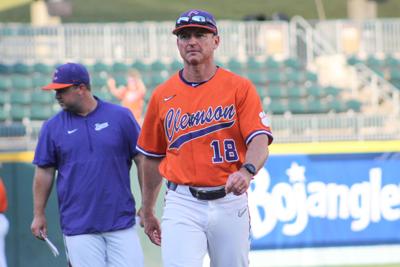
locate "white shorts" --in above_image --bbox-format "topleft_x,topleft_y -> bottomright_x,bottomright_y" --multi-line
64,225 -> 144,267
161,185 -> 250,267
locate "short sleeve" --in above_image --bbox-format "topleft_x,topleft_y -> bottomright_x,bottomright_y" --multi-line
136,93 -> 167,157
32,120 -> 58,167
121,108 -> 141,159
236,80 -> 273,145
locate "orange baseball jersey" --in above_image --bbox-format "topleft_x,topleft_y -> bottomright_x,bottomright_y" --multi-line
0,178 -> 7,213
137,68 -> 273,186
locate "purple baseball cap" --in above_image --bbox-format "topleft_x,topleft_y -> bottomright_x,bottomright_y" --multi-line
172,9 -> 218,35
42,62 -> 90,90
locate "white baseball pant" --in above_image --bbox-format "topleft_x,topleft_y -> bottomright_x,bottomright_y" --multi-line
0,214 -> 9,267
64,225 -> 144,267
162,185 -> 250,267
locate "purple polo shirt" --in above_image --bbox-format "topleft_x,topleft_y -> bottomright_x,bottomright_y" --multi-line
33,98 -> 140,235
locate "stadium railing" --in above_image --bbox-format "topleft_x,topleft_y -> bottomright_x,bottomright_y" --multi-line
0,19 -> 399,63
0,113 -> 398,151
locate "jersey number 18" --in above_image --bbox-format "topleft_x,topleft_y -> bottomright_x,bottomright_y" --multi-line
210,139 -> 239,163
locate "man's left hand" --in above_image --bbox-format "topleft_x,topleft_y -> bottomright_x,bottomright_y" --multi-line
225,169 -> 251,195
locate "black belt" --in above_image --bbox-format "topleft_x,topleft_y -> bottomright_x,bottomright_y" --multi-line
167,181 -> 226,201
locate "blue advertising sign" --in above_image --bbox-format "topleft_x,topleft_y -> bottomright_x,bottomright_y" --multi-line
249,152 -> 400,250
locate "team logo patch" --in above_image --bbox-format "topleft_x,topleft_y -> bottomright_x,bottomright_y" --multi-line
94,122 -> 109,131
259,111 -> 270,127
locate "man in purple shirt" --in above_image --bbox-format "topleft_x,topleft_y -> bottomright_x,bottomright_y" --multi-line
30,63 -> 144,267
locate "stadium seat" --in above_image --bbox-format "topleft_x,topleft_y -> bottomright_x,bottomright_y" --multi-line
132,60 -> 151,72
11,75 -> 33,91
285,70 -> 305,84
0,93 -> 9,106
91,74 -> 108,88
247,72 -> 267,85
10,105 -> 30,121
346,99 -> 362,112
256,86 -> 268,98
392,80 -> 400,89
141,73 -> 153,88
0,64 -> 11,74
112,62 -> 129,73
31,91 -> 54,104
247,57 -> 264,70
287,86 -> 306,98
266,99 -> 287,114
324,86 -> 341,97
390,69 -> 400,80
114,74 -> 127,87
305,71 -> 318,82
0,77 -> 11,91
227,58 -> 245,72
385,55 -> 400,67
30,104 -> 54,120
150,73 -> 167,87
10,92 -> 31,105
267,85 -> 285,98
266,71 -> 283,84
326,99 -> 346,113
0,107 -> 8,122
264,57 -> 281,69
169,60 -> 183,72
13,62 -> 33,74
93,62 -> 111,73
151,60 -> 167,72
0,122 -> 26,137
144,88 -> 153,102
33,63 -> 54,74
288,99 -> 306,114
284,58 -> 303,70
306,84 -> 326,97
306,98 -> 329,113
347,55 -> 362,66
366,55 -> 385,70
94,90 -> 112,101
32,75 -> 51,88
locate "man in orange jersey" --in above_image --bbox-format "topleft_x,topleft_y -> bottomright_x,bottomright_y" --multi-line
136,9 -> 273,267
0,177 -> 8,267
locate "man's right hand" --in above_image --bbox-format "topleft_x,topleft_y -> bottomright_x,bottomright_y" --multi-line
31,214 -> 47,240
143,212 -> 161,246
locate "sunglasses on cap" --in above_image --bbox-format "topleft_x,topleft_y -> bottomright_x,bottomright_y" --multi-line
175,15 -> 216,28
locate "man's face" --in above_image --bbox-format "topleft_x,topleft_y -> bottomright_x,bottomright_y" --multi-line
176,28 -> 219,65
54,85 -> 82,112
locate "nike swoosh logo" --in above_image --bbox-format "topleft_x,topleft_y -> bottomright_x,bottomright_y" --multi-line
163,95 -> 176,102
67,129 -> 78,134
238,207 -> 247,217
95,122 -> 109,131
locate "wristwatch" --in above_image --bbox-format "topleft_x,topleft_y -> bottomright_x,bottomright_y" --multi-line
241,163 -> 257,175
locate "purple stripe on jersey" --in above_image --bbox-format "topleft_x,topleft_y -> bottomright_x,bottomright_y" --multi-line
169,120 -> 235,149
136,145 -> 166,158
245,130 -> 273,146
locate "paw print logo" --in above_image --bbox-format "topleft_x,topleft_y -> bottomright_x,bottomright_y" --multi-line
259,111 -> 270,127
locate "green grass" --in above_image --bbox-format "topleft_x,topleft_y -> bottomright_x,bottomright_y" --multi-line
0,0 -> 30,10
0,0 -> 399,23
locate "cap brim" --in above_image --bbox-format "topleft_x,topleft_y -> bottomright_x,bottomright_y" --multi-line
173,24 -> 217,35
42,83 -> 74,90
